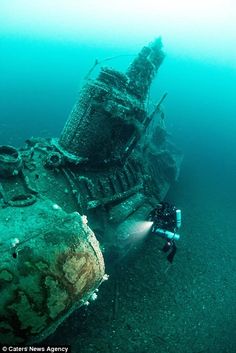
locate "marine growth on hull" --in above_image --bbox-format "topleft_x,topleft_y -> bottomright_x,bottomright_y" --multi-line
0,38 -> 182,344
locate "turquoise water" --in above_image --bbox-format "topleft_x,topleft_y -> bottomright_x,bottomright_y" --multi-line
1,35 -> 236,187
1,29 -> 236,352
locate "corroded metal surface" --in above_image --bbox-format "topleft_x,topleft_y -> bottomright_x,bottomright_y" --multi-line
59,39 -> 164,164
0,199 -> 105,344
0,38 -> 182,344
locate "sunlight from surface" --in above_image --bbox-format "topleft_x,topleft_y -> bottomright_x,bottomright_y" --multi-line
0,0 -> 236,65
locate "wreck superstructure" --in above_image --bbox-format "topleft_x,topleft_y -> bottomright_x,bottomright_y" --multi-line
0,38 -> 182,344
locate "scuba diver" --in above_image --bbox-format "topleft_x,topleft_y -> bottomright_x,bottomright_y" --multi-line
148,202 -> 181,263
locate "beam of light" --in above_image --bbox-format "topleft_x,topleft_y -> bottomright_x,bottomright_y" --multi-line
133,221 -> 154,240
121,221 -> 154,243
0,1 -> 235,65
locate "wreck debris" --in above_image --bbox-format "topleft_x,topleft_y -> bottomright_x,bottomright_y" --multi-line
59,38 -> 165,166
0,199 -> 105,344
0,145 -> 22,177
0,38 -> 182,344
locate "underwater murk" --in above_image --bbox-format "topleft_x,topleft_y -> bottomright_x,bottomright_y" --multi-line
0,1 -> 236,352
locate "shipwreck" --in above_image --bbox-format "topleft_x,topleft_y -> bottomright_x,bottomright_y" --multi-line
0,38 -> 182,344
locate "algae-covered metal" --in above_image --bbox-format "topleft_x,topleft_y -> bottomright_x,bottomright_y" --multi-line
0,38 -> 182,344
0,199 -> 105,344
